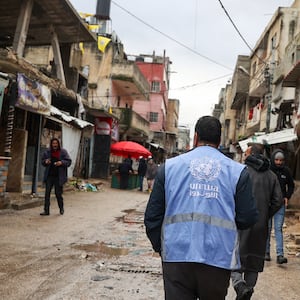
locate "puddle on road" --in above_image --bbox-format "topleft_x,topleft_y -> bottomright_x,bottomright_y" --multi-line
115,209 -> 144,224
72,241 -> 129,257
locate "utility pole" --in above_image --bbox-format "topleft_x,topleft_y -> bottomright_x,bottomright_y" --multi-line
264,65 -> 272,133
265,37 -> 276,133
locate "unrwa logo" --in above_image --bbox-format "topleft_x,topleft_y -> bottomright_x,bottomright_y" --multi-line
189,157 -> 221,181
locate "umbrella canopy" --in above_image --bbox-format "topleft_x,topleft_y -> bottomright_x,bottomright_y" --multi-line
110,141 -> 151,159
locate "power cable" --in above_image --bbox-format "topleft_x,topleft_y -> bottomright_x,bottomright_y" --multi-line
217,0 -> 267,65
111,0 -> 233,71
171,73 -> 233,91
88,72 -> 233,100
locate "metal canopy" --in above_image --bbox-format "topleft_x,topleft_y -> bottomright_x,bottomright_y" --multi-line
238,128 -> 297,152
0,0 -> 96,47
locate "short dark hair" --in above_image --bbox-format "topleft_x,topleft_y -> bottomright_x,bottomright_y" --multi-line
195,116 -> 221,145
248,143 -> 264,155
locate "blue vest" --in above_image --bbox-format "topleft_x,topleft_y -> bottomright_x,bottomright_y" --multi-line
163,146 -> 245,270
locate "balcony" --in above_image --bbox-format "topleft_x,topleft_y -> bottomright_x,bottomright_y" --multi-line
249,63 -> 268,98
111,60 -> 150,101
231,57 -> 250,109
112,107 -> 149,142
281,33 -> 300,87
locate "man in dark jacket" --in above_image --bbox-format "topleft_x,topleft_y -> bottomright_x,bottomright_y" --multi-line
231,144 -> 282,300
118,158 -> 133,189
144,116 -> 258,300
265,149 -> 295,264
40,138 -> 72,216
137,156 -> 147,191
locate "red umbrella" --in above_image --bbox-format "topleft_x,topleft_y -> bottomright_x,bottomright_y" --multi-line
110,141 -> 151,159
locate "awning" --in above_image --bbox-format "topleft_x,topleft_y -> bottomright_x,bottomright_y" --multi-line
239,128 -> 298,152
50,106 -> 94,129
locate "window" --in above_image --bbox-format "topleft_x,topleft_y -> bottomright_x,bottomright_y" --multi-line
289,20 -> 296,41
149,112 -> 158,122
151,81 -> 160,92
252,61 -> 257,76
271,33 -> 277,50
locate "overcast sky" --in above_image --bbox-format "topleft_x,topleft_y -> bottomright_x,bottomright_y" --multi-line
69,0 -> 294,133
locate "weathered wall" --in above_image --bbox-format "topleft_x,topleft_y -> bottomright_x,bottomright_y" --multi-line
6,129 -> 27,192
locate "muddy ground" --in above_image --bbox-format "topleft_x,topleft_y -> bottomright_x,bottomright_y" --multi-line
0,181 -> 300,299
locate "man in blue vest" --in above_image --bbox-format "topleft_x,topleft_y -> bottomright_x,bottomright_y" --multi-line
144,116 -> 258,300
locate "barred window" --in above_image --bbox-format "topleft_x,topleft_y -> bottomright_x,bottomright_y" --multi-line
149,112 -> 158,122
151,81 -> 160,92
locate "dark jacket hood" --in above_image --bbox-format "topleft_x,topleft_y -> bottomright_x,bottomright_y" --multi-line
270,149 -> 285,170
245,154 -> 270,172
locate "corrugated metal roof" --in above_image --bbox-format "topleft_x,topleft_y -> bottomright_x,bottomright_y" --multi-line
0,0 -> 96,47
50,106 -> 94,129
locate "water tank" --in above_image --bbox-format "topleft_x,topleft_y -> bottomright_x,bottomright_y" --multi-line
96,0 -> 111,20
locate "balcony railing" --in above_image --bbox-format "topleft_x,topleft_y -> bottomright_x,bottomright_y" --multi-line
112,107 -> 149,137
111,61 -> 150,101
249,63 -> 267,98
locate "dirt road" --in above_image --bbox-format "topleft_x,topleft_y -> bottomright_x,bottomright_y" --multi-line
0,181 -> 300,299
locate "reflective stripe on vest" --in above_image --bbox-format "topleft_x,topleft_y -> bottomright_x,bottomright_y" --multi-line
164,212 -> 236,231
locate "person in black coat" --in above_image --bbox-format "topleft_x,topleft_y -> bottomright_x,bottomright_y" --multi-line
137,156 -> 147,191
40,138 -> 72,216
118,159 -> 133,189
265,149 -> 295,264
231,144 -> 282,300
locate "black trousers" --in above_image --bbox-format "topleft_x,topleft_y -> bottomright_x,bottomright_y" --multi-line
162,262 -> 231,300
119,173 -> 129,189
44,176 -> 63,212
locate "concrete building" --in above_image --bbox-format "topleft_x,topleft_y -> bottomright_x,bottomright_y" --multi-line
216,0 -> 300,180
166,98 -> 180,156
131,52 -> 173,162
0,0 -> 96,208
177,125 -> 190,154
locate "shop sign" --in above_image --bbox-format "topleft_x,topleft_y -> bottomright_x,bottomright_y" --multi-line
95,117 -> 112,135
16,73 -> 51,115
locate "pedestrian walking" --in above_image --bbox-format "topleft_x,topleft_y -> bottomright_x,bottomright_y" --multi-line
118,158 -> 133,190
137,156 -> 147,191
144,116 -> 258,300
145,157 -> 157,192
40,138 -> 72,216
265,149 -> 295,264
231,144 -> 282,300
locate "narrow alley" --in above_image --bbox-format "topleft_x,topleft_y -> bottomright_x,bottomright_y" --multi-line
0,182 -> 300,300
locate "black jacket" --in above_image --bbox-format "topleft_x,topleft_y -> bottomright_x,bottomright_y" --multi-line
270,149 -> 295,203
239,154 -> 282,272
138,158 -> 147,177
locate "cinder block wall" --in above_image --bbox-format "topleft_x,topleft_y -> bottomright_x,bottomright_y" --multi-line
0,157 -> 11,208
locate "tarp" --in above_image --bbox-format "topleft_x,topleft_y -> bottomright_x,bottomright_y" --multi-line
62,125 -> 81,178
239,128 -> 298,152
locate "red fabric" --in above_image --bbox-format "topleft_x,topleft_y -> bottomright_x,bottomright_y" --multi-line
51,150 -> 60,159
248,108 -> 254,120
